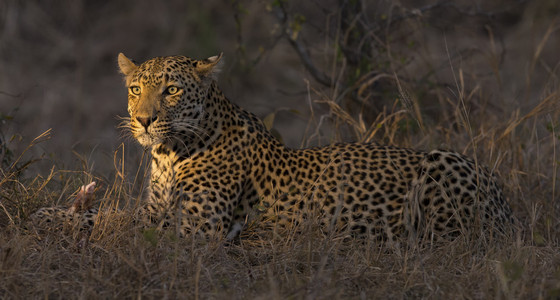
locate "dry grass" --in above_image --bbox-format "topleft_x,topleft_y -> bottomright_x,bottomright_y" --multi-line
1,0 -> 560,298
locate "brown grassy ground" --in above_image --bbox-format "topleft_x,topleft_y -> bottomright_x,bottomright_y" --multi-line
1,0 -> 560,298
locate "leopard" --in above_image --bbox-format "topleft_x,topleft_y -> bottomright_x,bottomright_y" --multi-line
30,52 -> 516,242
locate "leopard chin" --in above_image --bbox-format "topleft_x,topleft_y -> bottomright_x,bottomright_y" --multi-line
135,133 -> 163,148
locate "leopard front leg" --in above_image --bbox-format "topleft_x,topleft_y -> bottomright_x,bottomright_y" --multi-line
140,188 -> 240,239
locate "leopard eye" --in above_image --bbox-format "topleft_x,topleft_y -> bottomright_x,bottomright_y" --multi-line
130,86 -> 141,95
166,86 -> 179,95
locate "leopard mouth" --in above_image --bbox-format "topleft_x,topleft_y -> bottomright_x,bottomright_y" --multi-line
134,132 -> 164,147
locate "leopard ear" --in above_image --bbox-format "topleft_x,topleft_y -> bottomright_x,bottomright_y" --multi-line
118,53 -> 138,76
195,53 -> 224,80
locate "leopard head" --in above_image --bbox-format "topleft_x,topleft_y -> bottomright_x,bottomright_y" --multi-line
118,53 -> 223,148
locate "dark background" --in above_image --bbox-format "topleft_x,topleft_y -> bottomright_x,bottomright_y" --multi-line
1,0 -> 558,180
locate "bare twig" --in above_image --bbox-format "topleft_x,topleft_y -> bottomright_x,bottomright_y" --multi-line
273,4 -> 333,87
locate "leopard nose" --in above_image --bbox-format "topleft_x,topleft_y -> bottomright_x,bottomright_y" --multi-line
136,116 -> 157,129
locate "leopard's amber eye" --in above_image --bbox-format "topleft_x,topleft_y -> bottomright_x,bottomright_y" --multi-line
130,86 -> 141,95
166,86 -> 179,95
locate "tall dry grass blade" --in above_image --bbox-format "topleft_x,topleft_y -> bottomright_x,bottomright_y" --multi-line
0,129 -> 52,185
529,17 -> 559,86
362,108 -> 408,143
357,73 -> 393,97
546,114 -> 557,214
394,73 -> 424,133
499,92 -> 560,141
315,98 -> 365,138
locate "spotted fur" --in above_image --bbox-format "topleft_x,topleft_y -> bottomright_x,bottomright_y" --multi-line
31,53 -> 516,241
